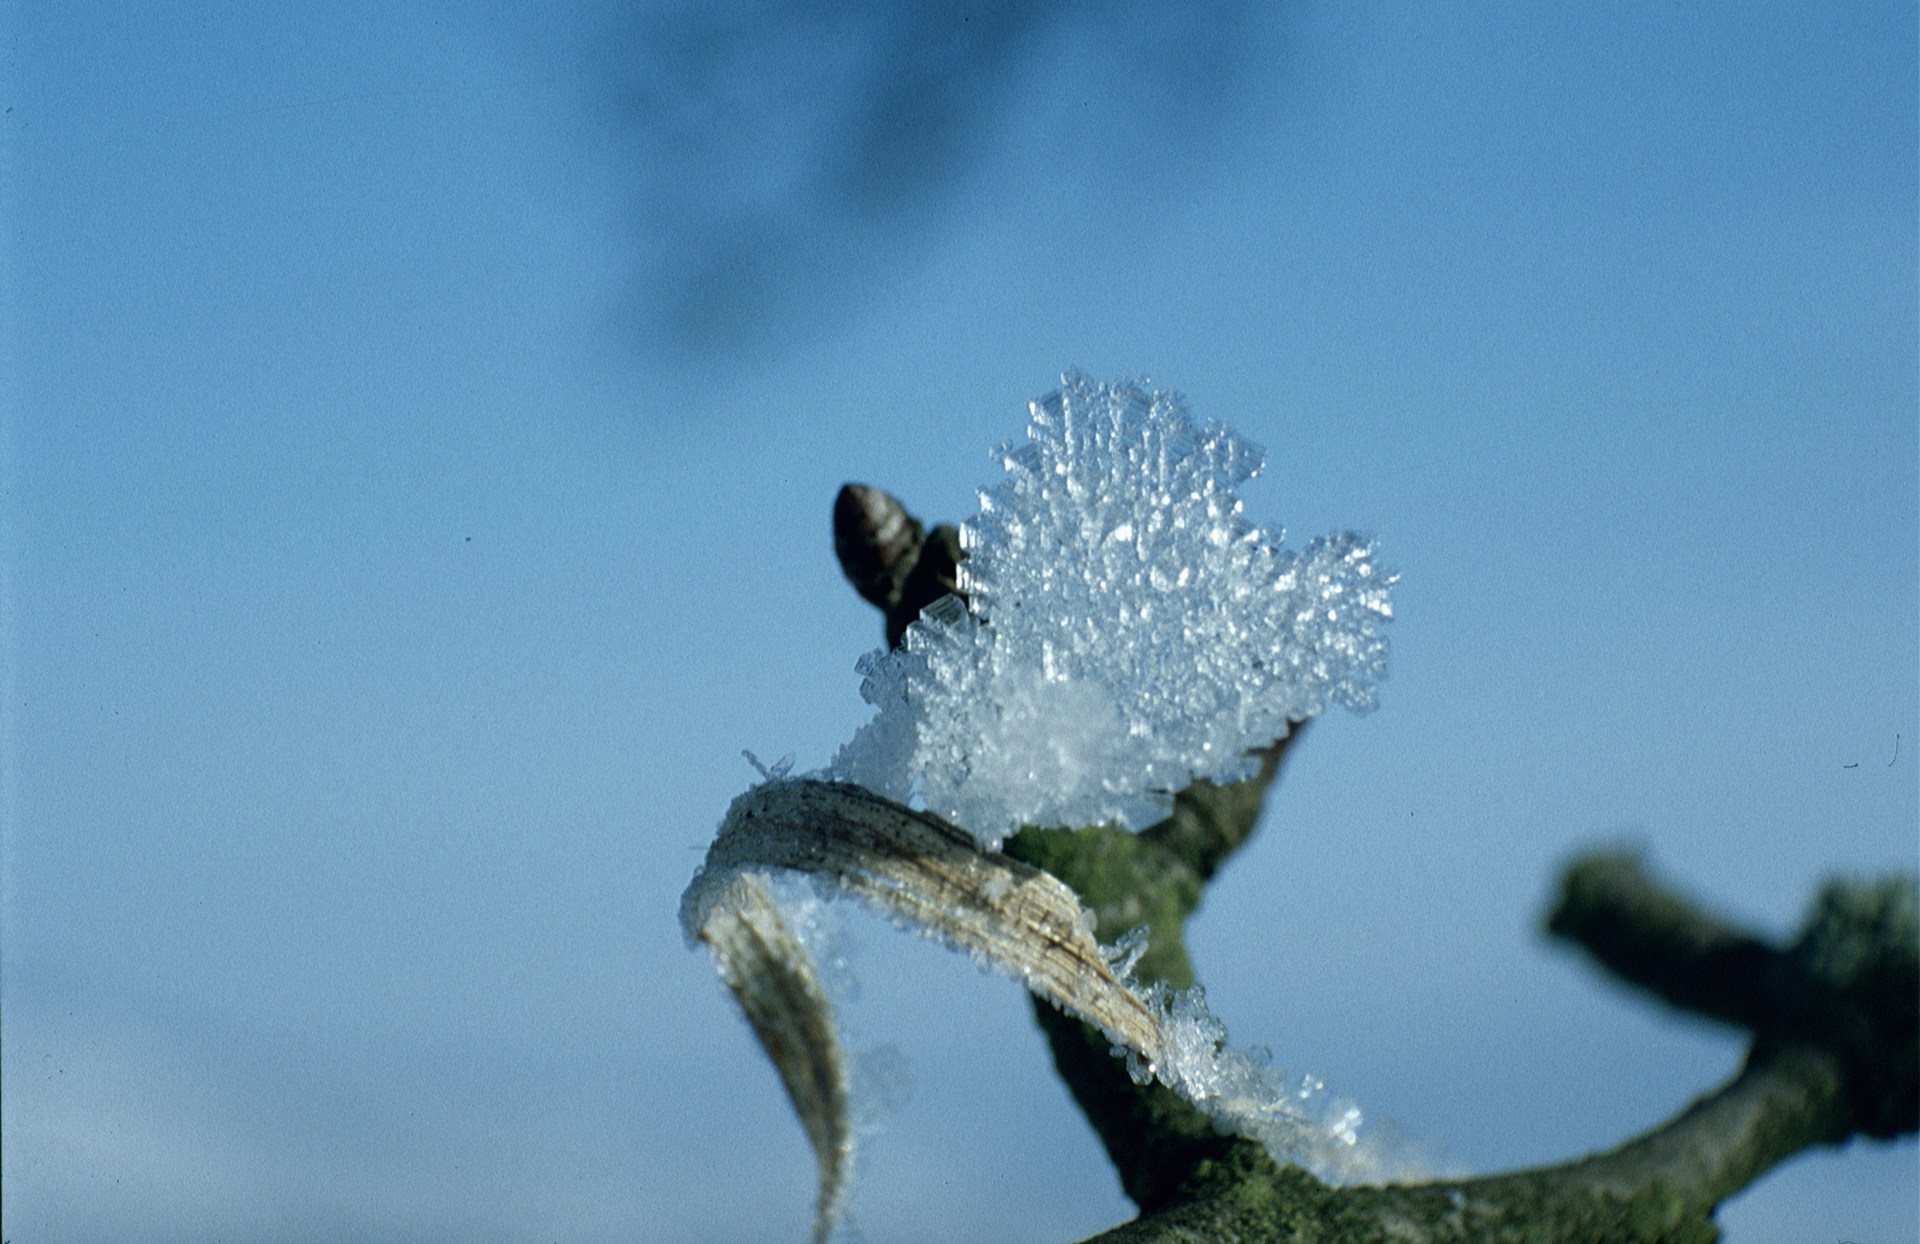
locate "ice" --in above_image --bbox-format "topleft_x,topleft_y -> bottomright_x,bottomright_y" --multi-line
744,749 -> 798,782
829,372 -> 1395,848
1128,979 -> 1386,1182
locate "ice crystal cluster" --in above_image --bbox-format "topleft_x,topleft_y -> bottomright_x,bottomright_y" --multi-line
1132,978 -> 1390,1181
829,373 -> 1394,847
1098,927 -> 1377,1178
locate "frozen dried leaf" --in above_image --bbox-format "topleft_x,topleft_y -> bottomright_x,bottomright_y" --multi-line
683,779 -> 1161,1058
682,780 -> 1165,1240
692,873 -> 850,1243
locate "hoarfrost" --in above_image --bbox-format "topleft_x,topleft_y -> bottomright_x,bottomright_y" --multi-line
1086,923 -> 1428,1185
1125,979 -> 1400,1184
744,749 -> 798,782
829,372 -> 1395,847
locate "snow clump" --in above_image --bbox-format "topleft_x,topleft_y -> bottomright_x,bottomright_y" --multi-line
828,372 -> 1394,849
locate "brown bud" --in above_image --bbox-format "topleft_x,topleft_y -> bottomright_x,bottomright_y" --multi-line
834,485 -> 971,648
834,484 -> 923,612
889,524 -> 965,650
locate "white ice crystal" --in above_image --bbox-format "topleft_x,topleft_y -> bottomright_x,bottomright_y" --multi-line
1124,978 -> 1391,1183
829,372 -> 1394,848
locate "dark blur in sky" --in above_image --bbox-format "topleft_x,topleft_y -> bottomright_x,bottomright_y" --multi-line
5,2 -> 1915,1242
597,0 -> 1270,355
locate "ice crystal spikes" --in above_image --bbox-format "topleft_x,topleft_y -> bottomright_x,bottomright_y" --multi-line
829,373 -> 1394,847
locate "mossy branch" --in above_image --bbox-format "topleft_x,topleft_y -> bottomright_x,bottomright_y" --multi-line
1065,859 -> 1912,1244
1003,735 -> 1305,1212
833,485 -> 1918,1244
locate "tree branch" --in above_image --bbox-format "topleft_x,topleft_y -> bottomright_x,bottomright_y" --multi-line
1072,860 -> 1914,1244
1548,850 -> 1916,1141
829,484 -> 1916,1243
1000,728 -> 1313,1210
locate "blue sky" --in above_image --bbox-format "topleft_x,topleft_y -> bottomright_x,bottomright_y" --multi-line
4,2 -> 1915,1241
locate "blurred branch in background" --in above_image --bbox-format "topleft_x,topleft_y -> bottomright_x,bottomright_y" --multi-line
593,0 -> 1271,357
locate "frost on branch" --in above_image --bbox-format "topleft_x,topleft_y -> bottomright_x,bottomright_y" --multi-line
686,375 -> 1406,1239
684,375 -> 1915,1244
828,372 -> 1395,848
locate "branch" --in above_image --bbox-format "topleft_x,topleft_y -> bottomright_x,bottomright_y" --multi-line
829,484 -> 1916,1242
1548,850 -> 1916,1141
1003,732 -> 1307,1211
1069,858 -> 1914,1244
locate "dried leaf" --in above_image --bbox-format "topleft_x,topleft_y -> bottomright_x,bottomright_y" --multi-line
691,873 -> 850,1244
681,779 -> 1166,1238
684,779 -> 1161,1053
